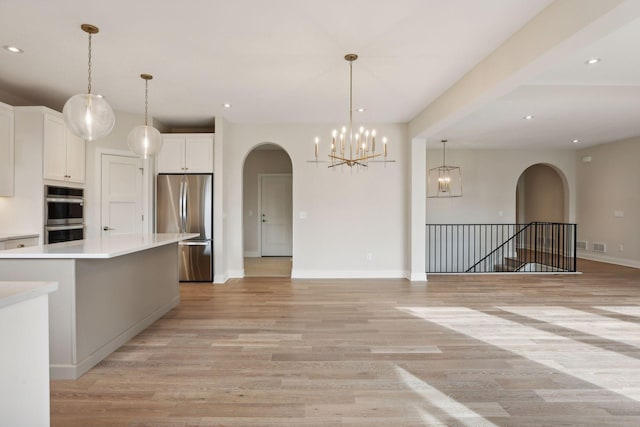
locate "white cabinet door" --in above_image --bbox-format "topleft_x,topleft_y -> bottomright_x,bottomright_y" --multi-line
0,103 -> 14,196
42,113 -> 67,182
65,131 -> 85,184
157,135 -> 186,173
43,112 -> 85,184
185,135 -> 213,173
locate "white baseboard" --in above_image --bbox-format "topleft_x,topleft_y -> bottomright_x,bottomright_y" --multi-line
291,269 -> 406,279
410,272 -> 428,282
228,269 -> 244,279
50,296 -> 180,380
243,251 -> 260,258
214,272 -> 229,284
579,254 -> 640,269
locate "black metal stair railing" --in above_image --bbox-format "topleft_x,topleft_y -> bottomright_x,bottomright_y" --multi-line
426,222 -> 577,273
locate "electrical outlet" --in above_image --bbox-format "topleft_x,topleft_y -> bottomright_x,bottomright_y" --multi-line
619,244 -> 624,252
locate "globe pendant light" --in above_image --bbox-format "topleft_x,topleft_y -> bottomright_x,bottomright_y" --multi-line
63,24 -> 115,141
127,74 -> 162,159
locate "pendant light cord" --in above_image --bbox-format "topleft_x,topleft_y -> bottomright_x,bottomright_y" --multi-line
442,140 -> 446,166
144,79 -> 149,126
87,32 -> 92,95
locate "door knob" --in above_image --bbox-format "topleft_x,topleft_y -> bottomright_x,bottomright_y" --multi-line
103,226 -> 114,231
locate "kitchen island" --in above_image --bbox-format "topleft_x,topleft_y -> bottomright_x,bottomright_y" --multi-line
0,233 -> 197,379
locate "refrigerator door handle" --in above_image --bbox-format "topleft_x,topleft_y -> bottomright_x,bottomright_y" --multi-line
180,176 -> 187,232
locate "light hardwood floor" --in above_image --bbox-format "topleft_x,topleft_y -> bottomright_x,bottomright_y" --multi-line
50,259 -> 640,426
244,257 -> 292,277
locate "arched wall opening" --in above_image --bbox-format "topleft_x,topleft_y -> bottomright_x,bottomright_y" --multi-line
516,163 -> 569,224
242,142 -> 293,277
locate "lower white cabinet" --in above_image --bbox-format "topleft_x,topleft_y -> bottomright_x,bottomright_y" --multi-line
3,237 -> 38,250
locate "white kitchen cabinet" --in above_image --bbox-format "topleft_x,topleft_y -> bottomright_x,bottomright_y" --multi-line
0,102 -> 14,197
43,112 -> 85,184
157,133 -> 214,173
3,236 -> 39,250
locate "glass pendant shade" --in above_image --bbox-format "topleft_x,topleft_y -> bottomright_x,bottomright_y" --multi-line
127,125 -> 162,159
63,93 -> 115,141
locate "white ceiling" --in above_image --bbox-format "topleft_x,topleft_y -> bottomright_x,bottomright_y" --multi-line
436,12 -> 640,149
1,0 -> 638,150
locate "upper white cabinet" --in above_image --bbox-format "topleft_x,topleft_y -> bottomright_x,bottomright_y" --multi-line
43,112 -> 85,184
0,102 -> 14,196
157,133 -> 214,173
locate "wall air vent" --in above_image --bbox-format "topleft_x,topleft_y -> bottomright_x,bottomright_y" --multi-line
592,242 -> 606,253
576,241 -> 588,250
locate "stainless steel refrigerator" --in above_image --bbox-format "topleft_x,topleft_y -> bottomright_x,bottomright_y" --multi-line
156,174 -> 213,282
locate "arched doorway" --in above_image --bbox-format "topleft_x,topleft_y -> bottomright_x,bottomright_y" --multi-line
516,163 -> 567,223
242,143 -> 293,277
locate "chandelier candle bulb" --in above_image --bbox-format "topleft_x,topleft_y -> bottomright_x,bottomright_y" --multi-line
314,137 -> 319,159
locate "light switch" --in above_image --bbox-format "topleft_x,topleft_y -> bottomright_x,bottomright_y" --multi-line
299,211 -> 308,220
614,210 -> 624,218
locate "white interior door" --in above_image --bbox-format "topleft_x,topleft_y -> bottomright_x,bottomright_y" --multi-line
260,174 -> 292,256
101,154 -> 143,235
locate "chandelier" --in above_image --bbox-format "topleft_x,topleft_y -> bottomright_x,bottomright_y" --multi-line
427,140 -> 462,198
63,24 -> 115,141
312,54 -> 392,168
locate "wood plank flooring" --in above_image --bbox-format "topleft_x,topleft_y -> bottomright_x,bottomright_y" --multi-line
50,259 -> 640,426
243,257 -> 292,277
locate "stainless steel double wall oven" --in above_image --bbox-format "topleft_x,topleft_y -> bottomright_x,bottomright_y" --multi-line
44,185 -> 85,243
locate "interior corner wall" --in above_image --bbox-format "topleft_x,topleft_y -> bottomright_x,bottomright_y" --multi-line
242,149 -> 292,257
222,122 -> 410,279
426,148 -> 576,225
577,137 -> 640,267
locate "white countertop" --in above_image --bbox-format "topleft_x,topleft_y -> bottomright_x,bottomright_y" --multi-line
0,233 -> 39,242
0,281 -> 58,310
0,233 -> 199,259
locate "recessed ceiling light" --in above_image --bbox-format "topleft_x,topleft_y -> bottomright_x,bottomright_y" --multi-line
3,45 -> 23,54
523,115 -> 534,120
356,107 -> 366,112
585,58 -> 601,65
222,103 -> 232,108
572,139 -> 580,144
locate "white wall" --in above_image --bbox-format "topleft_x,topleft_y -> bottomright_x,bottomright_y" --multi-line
577,137 -> 640,267
242,148 -> 292,257
426,148 -> 577,224
221,122 -> 410,279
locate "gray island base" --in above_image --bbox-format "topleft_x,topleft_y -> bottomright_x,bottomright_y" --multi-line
0,233 -> 198,379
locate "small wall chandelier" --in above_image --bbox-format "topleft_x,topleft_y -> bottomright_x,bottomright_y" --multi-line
63,24 -> 115,141
428,140 -> 462,198
127,74 -> 162,159
311,54 -> 393,168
